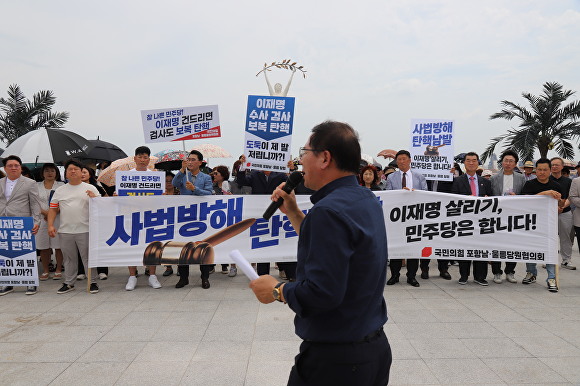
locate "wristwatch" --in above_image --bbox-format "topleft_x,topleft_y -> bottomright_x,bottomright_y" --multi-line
272,282 -> 285,303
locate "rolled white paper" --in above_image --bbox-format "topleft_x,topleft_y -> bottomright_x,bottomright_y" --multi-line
229,249 -> 259,280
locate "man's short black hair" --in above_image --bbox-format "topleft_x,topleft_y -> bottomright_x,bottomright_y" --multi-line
309,120 -> 360,174
135,146 -> 151,156
64,158 -> 84,171
536,158 -> 551,168
189,150 -> 203,161
499,149 -> 519,163
2,155 -> 22,166
465,152 -> 480,162
395,150 -> 411,159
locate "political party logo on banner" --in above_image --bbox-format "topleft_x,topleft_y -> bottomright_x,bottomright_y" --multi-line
88,191 -> 557,267
141,105 -> 220,143
243,95 -> 295,173
410,119 -> 454,181
0,217 -> 38,287
116,171 -> 165,196
386,190 -> 558,264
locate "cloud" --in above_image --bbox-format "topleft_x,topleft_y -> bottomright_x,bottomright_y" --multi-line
0,0 -> 579,163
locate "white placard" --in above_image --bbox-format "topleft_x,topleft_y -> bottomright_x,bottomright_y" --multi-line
410,119 -> 455,181
141,105 -> 220,143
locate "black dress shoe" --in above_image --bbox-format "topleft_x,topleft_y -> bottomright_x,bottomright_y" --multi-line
201,278 -> 210,289
420,270 -> 429,280
386,275 -> 400,285
407,277 -> 420,287
474,278 -> 489,286
440,271 -> 452,280
175,278 -> 189,288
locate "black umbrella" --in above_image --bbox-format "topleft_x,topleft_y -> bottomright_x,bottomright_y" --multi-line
80,138 -> 127,162
2,128 -> 94,165
454,153 -> 467,163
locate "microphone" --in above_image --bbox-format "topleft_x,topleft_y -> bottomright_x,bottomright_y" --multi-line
263,171 -> 303,220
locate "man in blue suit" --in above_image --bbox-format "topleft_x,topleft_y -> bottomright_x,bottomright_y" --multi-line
452,152 -> 493,286
385,150 -> 428,287
172,150 -> 214,289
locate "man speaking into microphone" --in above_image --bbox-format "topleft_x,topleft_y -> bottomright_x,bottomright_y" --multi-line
250,121 -> 392,386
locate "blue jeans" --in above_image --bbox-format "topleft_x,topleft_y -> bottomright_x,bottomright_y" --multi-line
526,263 -> 555,280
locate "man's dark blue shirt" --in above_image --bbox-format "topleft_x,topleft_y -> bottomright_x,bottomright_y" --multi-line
282,175 -> 388,342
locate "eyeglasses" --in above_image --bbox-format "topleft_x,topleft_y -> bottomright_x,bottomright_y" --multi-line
299,147 -> 319,158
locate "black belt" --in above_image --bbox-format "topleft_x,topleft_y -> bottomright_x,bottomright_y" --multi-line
305,327 -> 384,344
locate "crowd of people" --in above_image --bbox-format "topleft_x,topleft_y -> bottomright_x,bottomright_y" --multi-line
0,145 -> 300,295
358,149 -> 577,293
0,142 -> 575,296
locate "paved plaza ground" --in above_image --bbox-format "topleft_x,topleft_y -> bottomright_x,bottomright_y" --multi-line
1,253 -> 580,385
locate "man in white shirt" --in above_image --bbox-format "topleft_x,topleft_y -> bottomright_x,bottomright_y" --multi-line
385,150 -> 429,287
124,146 -> 163,290
0,155 -> 42,296
490,150 -> 526,283
48,159 -> 101,294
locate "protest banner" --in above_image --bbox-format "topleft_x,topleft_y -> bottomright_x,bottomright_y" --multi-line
410,119 -> 455,181
385,190 -> 558,264
0,217 -> 38,286
141,105 -> 220,143
88,191 -> 557,267
116,171 -> 165,196
243,95 -> 295,173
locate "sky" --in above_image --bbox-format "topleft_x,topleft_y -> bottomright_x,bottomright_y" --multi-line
2,0 -> 580,169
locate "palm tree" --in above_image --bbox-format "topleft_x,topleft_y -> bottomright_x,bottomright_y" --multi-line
0,84 -> 69,146
481,82 -> 580,163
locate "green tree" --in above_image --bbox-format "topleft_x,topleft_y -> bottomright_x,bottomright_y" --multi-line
0,84 -> 69,146
482,82 -> 580,162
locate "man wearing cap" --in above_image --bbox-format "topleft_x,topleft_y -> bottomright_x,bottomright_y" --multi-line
575,162 -> 580,179
523,161 -> 536,181
482,170 -> 493,179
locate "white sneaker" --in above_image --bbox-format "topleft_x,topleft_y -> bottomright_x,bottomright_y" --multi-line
76,274 -> 86,280
228,267 -> 238,277
125,276 -> 137,291
506,273 -> 517,283
98,273 -> 108,280
561,262 -> 577,270
493,273 -> 502,284
547,278 -> 558,292
148,275 -> 162,289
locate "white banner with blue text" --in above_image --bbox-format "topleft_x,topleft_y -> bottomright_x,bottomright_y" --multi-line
88,190 -> 558,267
